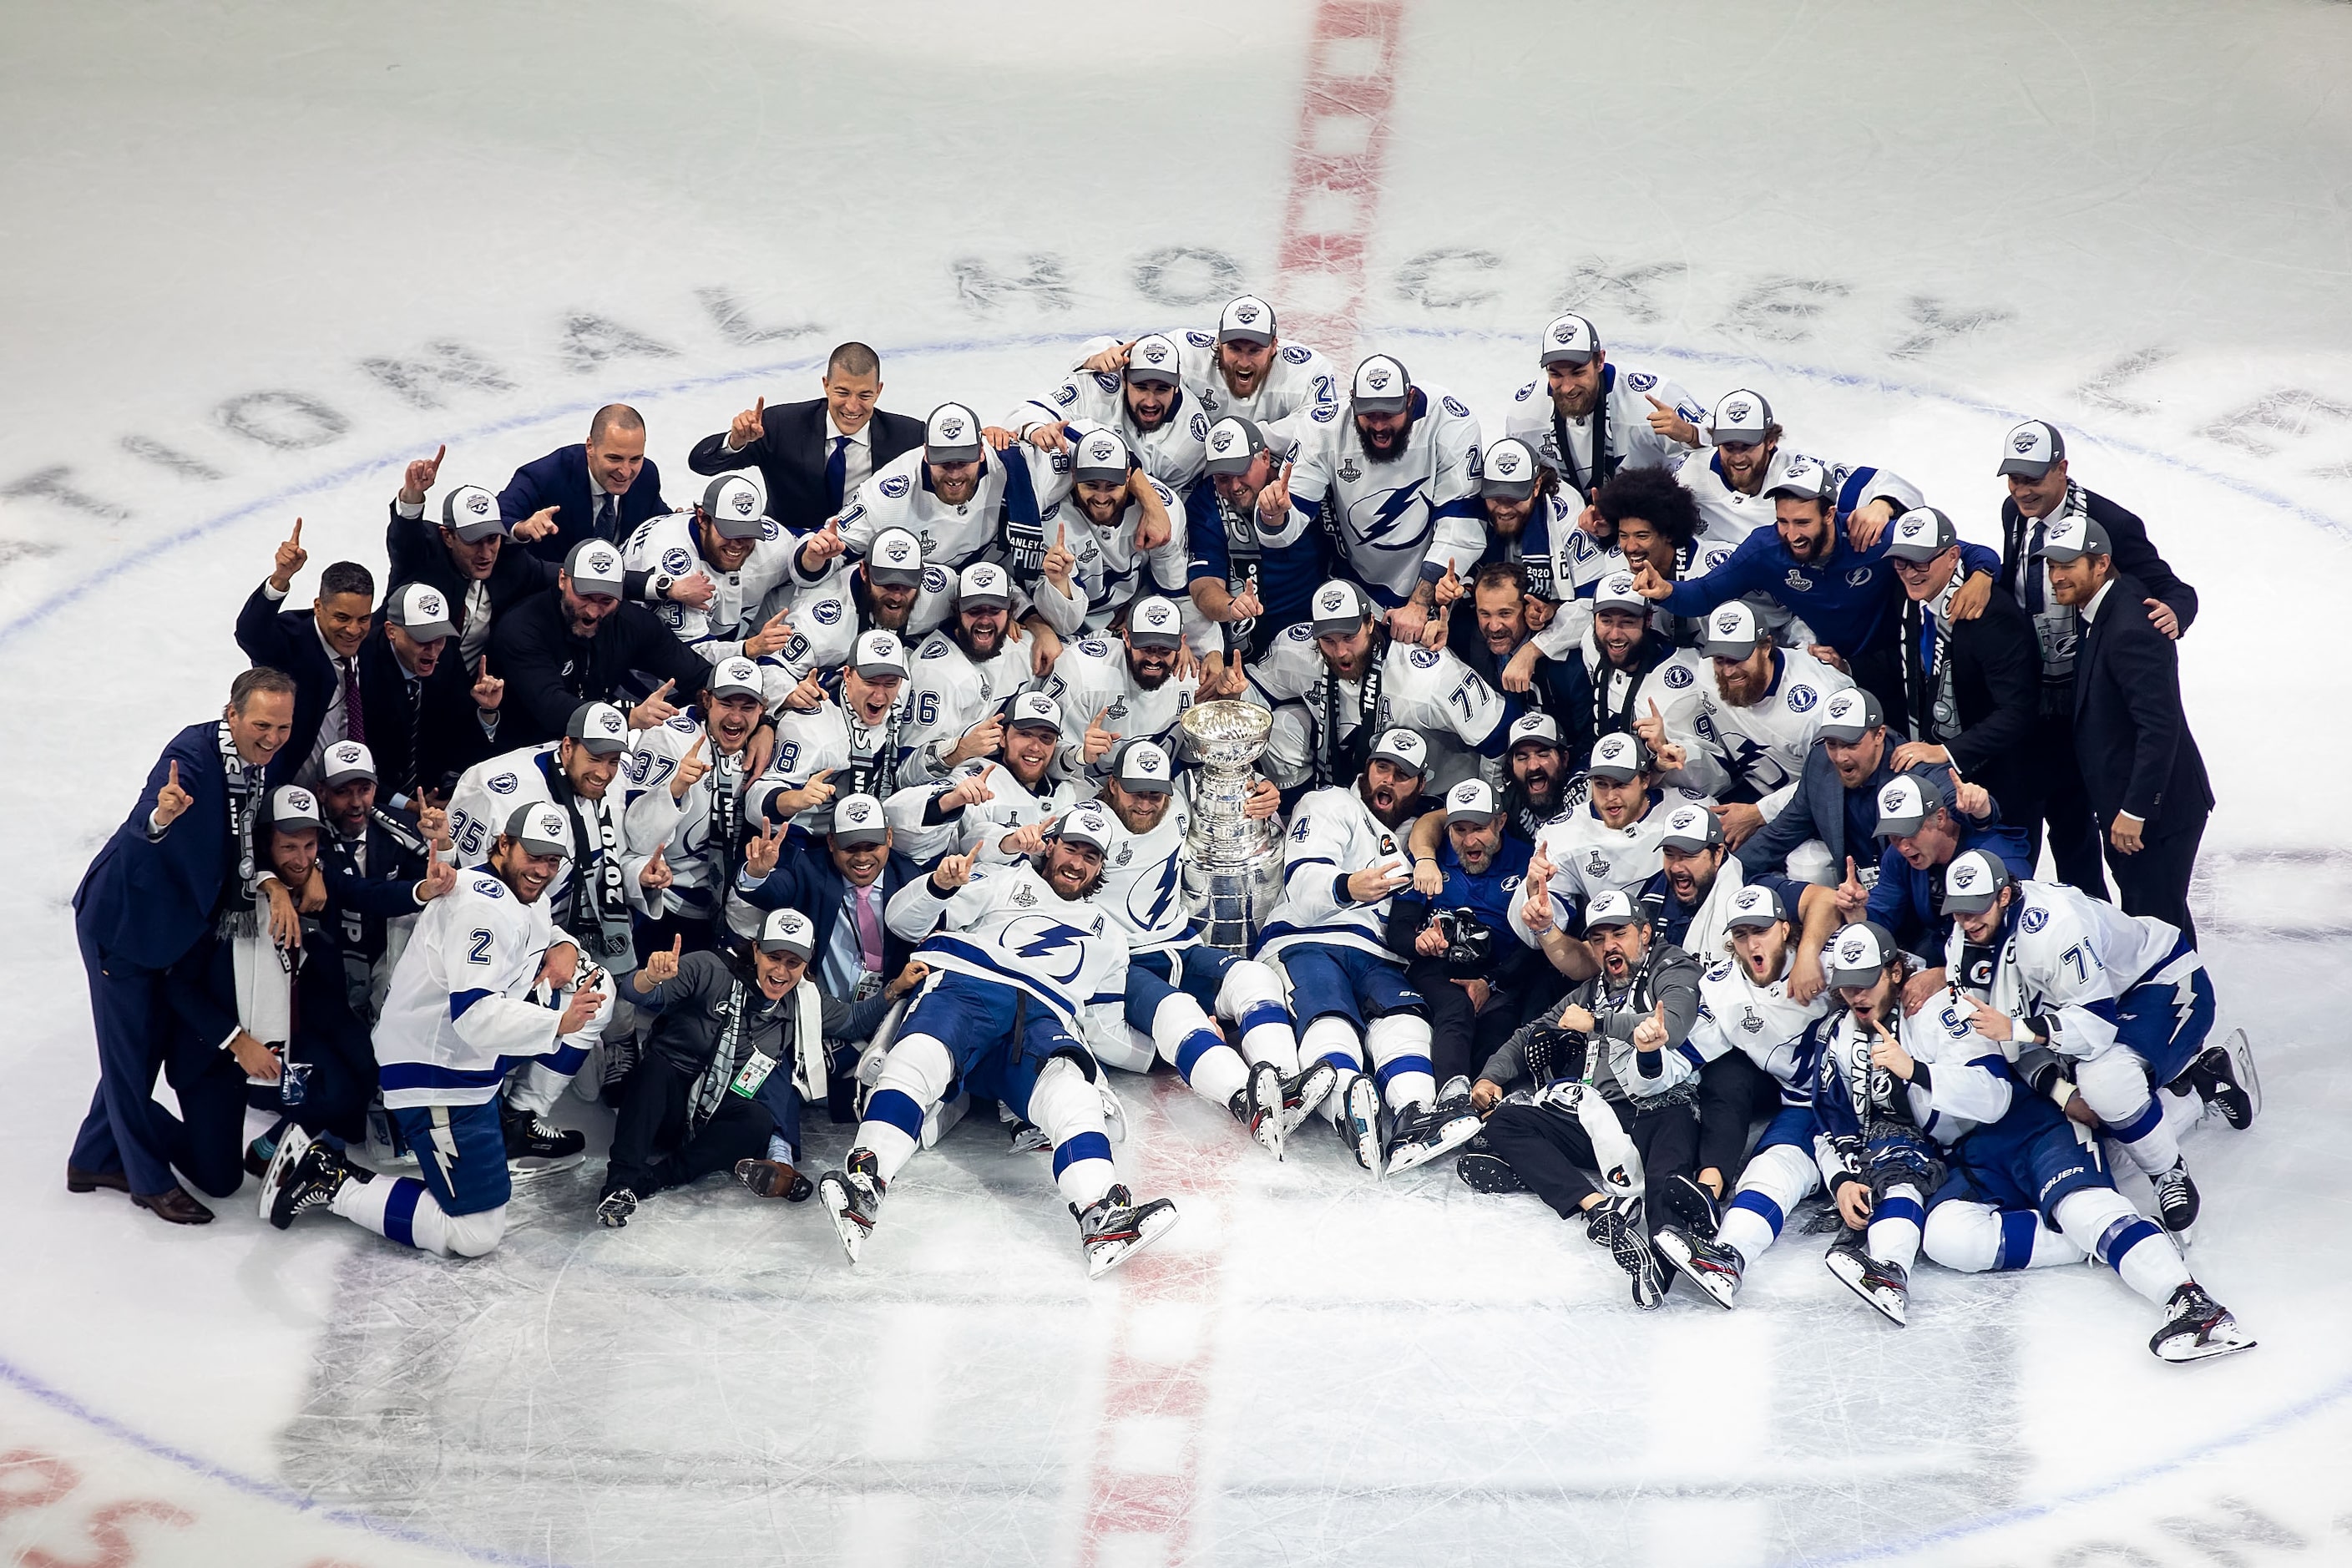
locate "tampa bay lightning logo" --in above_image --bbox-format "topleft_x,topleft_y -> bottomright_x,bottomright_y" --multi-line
760,519 -> 780,540
1443,396 -> 1469,417
812,599 -> 842,625
2021,908 -> 2049,933
662,547 -> 691,576
1786,685 -> 1819,713
879,475 -> 910,498
1003,917 -> 1092,984
1190,411 -> 1209,440
922,565 -> 949,594
1188,330 -> 1216,347
1312,404 -> 1338,422
1845,567 -> 1874,587
1282,345 -> 1311,364
488,772 -> 518,795
1124,856 -> 1181,930
1662,665 -> 1693,690
1409,648 -> 1440,668
1628,372 -> 1657,392
1349,479 -> 1431,551
1093,372 -> 1120,394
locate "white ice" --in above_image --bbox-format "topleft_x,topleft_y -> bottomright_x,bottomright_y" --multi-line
3,3 -> 2350,1565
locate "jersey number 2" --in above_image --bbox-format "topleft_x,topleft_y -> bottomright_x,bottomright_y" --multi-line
466,928 -> 495,965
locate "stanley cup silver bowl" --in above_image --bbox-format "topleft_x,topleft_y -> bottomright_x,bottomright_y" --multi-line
1179,700 -> 1286,955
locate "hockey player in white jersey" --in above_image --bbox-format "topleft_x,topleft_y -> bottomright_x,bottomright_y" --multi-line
1011,333 -> 1210,493
1675,600 -> 1854,842
1077,295 -> 1343,449
751,630 -> 913,835
1256,728 -> 1479,1175
1026,427 -> 1188,636
752,524 -> 953,697
1247,579 -> 1512,796
262,802 -> 611,1257
1503,311 -> 1707,508
1935,851 -> 2255,1236
1044,595 -> 1208,785
822,805 -> 1180,1277
1675,389 -> 1921,555
1471,436 -> 1619,655
901,563 -> 1040,784
1511,733 -> 1715,943
1088,738 -> 1328,1156
1282,355 -> 1484,621
621,656 -> 767,948
620,474 -> 799,666
909,692 -> 1092,864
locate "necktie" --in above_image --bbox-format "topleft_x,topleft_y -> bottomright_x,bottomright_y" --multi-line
598,491 -> 619,542
853,884 -> 883,972
826,436 -> 850,513
341,657 -> 366,743
405,677 -> 426,794
2024,518 -> 2046,613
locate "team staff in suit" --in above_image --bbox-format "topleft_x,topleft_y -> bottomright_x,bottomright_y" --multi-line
2043,516 -> 2213,940
69,669 -> 301,1222
1994,421 -> 2198,893
490,539 -> 722,748
688,342 -> 926,532
233,520 -> 374,787
499,404 -> 670,564
355,583 -> 503,806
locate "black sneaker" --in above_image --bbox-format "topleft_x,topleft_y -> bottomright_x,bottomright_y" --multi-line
735,1158 -> 813,1202
1662,1173 -> 1722,1241
1596,1196 -> 1665,1309
1456,1150 -> 1525,1193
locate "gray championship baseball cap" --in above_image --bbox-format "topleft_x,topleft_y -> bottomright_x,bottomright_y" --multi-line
1054,802 -> 1117,852
387,582 -> 458,643
1586,731 -> 1649,783
1707,389 -> 1774,446
1217,295 -> 1277,346
1883,506 -> 1958,563
1939,848 -> 2012,915
2040,514 -> 2112,564
268,784 -> 325,834
1478,437 -> 1544,500
1072,427 -> 1132,484
924,402 -> 984,465
707,656 -> 764,702
1814,686 -> 1884,744
1204,416 -> 1270,477
868,527 -> 926,588
1508,711 -> 1562,753
320,740 -> 376,787
1126,596 -> 1186,649
1444,777 -> 1501,825
1698,599 -> 1765,661
1592,570 -> 1648,616
1658,802 -> 1724,853
564,539 -> 627,598
828,792 -> 889,847
701,473 -> 766,538
565,700 -> 630,756
1584,888 -> 1642,929
1126,335 -> 1183,387
958,560 -> 1012,610
1351,355 -> 1412,415
1539,311 -> 1601,368
1823,921 -> 1900,989
1110,737 -> 1174,796
1998,419 -> 2066,479
1007,691 -> 1064,734
1723,883 -> 1785,930
1874,768 -> 1951,839
1310,578 -> 1373,637
1368,726 -> 1429,777
441,483 -> 503,542
1762,450 -> 1835,504
757,908 -> 818,959
852,629 -> 909,681
508,802 -> 574,859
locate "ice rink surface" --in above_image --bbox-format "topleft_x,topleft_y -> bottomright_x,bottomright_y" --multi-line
3,3 -> 2351,1564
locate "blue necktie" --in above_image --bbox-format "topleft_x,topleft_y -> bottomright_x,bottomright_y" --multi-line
2023,518 -> 2046,612
826,435 -> 849,513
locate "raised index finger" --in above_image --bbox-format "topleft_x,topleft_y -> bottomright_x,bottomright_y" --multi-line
290,517 -> 303,545
166,759 -> 180,789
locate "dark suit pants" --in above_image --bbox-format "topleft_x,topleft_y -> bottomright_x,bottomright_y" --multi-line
72,923 -> 249,1198
603,1055 -> 776,1200
1695,1049 -> 1784,1190
2107,817 -> 2204,945
2034,707 -> 2108,898
1481,1095 -> 1697,1220
1409,959 -> 1562,1086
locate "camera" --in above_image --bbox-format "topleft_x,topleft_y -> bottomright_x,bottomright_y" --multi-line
1430,907 -> 1494,974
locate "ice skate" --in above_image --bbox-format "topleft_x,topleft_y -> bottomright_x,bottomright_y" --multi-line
2185,1034 -> 2257,1130
1657,1224 -> 1744,1309
263,1134 -> 351,1231
1073,1183 -> 1180,1279
1231,1061 -> 1285,1160
1335,1075 -> 1381,1172
818,1151 -> 886,1263
1824,1237 -> 1909,1326
1277,1060 -> 1339,1138
2152,1157 -> 2200,1237
1384,1088 -> 1480,1176
2150,1282 -> 2254,1363
502,1103 -> 585,1180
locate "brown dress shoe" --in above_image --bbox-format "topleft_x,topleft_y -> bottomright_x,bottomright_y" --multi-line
133,1186 -> 215,1225
67,1165 -> 132,1194
734,1158 -> 812,1202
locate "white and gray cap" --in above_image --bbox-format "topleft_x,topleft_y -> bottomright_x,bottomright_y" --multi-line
1507,711 -> 1562,752
507,802 -> 574,858
1697,599 -> 1765,661
1658,802 -> 1723,853
1874,768 -> 1951,839
1584,888 -> 1643,929
1125,595 -> 1185,649
1368,726 -> 1428,776
1310,578 -> 1373,637
827,792 -> 889,847
1538,311 -> 1601,368
699,473 -> 766,538
1216,295 -> 1277,345
1997,419 -> 2066,479
924,402 -> 984,464
1444,776 -> 1500,825
1053,801 -> 1117,852
1723,883 -> 1786,930
1591,569 -> 1647,615
1707,389 -> 1775,445
852,629 -> 908,680
1823,921 -> 1900,989
1884,507 -> 1958,563
441,483 -> 503,542
1478,436 -> 1544,499
387,582 -> 458,642
1110,737 -> 1173,796
1071,426 -> 1132,484
564,539 -> 627,597
320,740 -> 376,787
1815,686 -> 1884,744
1762,449 -> 1834,503
1939,848 -> 2011,915
1351,354 -> 1412,415
1203,416 -> 1271,477
1125,334 -> 1184,387
957,560 -> 1012,609
267,784 -> 324,833
1586,731 -> 1649,783
565,700 -> 631,756
2040,513 -> 2112,563
707,655 -> 764,702
756,907 -> 818,959
868,527 -> 925,588
1007,690 -> 1064,733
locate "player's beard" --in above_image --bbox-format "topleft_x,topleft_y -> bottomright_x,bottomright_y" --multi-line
958,617 -> 1006,660
1042,854 -> 1103,901
1550,382 -> 1599,421
1714,661 -> 1764,706
1361,776 -> 1414,827
1129,650 -> 1175,690
1358,422 -> 1408,463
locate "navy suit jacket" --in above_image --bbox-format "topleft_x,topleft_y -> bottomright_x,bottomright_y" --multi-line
742,842 -> 919,979
76,723 -> 246,971
1734,729 -> 1908,881
498,444 -> 669,564
1999,488 -> 2197,635
687,400 -> 925,534
2073,571 -> 2212,839
234,586 -> 340,785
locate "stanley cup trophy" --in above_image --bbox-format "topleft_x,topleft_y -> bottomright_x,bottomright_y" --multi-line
1179,700 -> 1286,955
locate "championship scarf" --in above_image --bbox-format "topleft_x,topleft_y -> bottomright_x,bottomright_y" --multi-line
1551,382 -> 1615,503
1217,491 -> 1263,650
1311,639 -> 1386,789
215,721 -> 266,938
843,701 -> 905,801
542,756 -> 634,967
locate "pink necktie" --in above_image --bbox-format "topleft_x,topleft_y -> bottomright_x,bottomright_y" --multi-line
854,886 -> 884,972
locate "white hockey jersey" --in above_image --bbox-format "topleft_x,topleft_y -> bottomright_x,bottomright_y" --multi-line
1684,953 -> 1832,1100
1944,881 -> 2190,1065
372,871 -> 594,1109
884,859 -> 1128,1034
902,627 -> 1039,782
1284,384 -> 1485,607
1687,646 -> 1853,817
749,691 -> 913,832
1247,624 -> 1510,794
620,510 -> 797,664
1171,331 -> 1343,451
1028,469 -> 1191,636
752,561 -> 958,698
1510,784 -> 1717,941
444,743 -> 657,919
1504,362 -> 1706,500
794,440 -> 1061,590
619,711 -> 755,927
1014,364 -> 1211,493
1811,996 -> 2012,1163
1093,792 -> 1195,954
1044,635 -> 1198,783
1256,783 -> 1413,962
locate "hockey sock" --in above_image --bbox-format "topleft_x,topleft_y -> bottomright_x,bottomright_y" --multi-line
2054,1188 -> 2190,1304
1216,960 -> 1301,1072
1152,994 -> 1249,1108
1922,1201 -> 2087,1272
859,1033 -> 956,1184
332,1172 -> 456,1257
1301,1017 -> 1363,1122
1029,1058 -> 1115,1211
1866,1181 -> 1925,1272
2075,1054 -> 2180,1175
1366,1014 -> 1435,1114
1717,1143 -> 1816,1264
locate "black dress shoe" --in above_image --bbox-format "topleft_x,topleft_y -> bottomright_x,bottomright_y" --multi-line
133,1186 -> 215,1225
66,1165 -> 131,1194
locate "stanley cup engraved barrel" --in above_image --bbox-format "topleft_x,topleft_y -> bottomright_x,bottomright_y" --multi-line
1179,700 -> 1286,955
